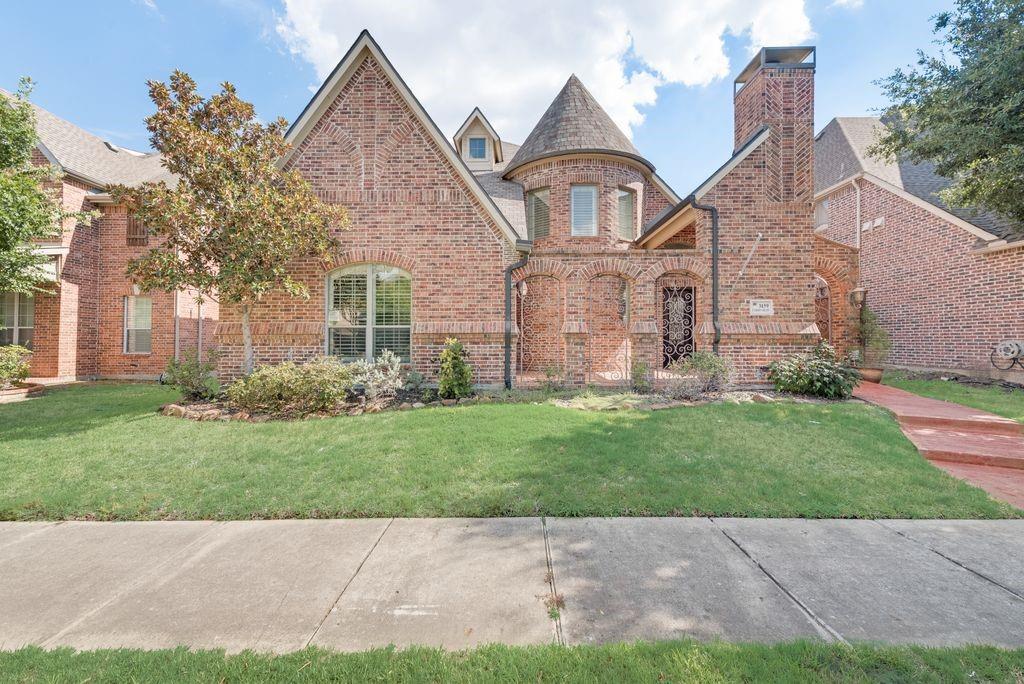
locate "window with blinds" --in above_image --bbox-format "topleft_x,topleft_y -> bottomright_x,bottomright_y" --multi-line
571,185 -> 598,236
126,216 -> 149,246
123,296 -> 152,353
814,199 -> 829,229
526,188 -> 550,240
617,188 -> 635,240
0,292 -> 34,348
328,265 -> 411,362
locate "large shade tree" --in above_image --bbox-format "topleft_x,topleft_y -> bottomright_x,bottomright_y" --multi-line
0,79 -> 91,294
113,71 -> 349,374
872,0 -> 1024,225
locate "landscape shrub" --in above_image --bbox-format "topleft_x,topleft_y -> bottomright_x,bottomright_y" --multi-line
226,356 -> 354,415
542,365 -> 564,392
664,351 -> 731,400
438,337 -> 473,399
164,351 -> 219,400
0,345 -> 31,389
767,342 -> 860,399
404,370 -> 426,392
853,304 -> 892,367
350,351 -> 404,400
630,360 -> 652,394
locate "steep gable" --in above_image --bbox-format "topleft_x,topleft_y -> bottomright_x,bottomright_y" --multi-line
283,30 -> 524,245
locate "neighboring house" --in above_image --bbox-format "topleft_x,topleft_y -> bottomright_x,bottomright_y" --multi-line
0,97 -> 217,381
216,33 -> 834,386
815,117 -> 1024,380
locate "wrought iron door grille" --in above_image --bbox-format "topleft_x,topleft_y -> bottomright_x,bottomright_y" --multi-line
662,286 -> 694,367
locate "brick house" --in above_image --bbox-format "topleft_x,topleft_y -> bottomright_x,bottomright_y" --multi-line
3,100 -> 217,382
815,117 -> 1024,382
215,34 -> 831,386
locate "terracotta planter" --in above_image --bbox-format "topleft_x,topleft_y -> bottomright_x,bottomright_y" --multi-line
0,382 -> 45,403
859,367 -> 884,384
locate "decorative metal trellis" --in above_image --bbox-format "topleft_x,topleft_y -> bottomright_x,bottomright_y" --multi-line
662,286 -> 695,367
814,275 -> 832,343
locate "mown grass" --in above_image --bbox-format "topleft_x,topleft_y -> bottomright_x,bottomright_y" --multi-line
3,642 -> 1023,683
0,382 -> 1018,520
884,372 -> 1024,423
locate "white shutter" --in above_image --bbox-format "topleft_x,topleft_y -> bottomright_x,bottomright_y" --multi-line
571,185 -> 597,236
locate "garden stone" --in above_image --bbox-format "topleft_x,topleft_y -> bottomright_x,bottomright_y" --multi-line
162,404 -> 187,418
233,412 -> 249,421
199,409 -> 222,421
441,399 -> 457,407
751,393 -> 774,403
398,403 -> 413,410
411,402 -> 425,409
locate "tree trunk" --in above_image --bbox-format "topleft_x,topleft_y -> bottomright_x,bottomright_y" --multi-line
241,304 -> 255,375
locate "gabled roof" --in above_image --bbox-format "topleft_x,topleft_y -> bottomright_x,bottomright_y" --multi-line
0,89 -> 172,189
454,107 -> 504,162
503,74 -> 651,176
284,30 -> 526,247
815,117 -> 1021,241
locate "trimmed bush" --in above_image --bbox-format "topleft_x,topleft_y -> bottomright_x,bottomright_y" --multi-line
0,345 -> 31,389
226,356 -> 354,416
767,342 -> 860,399
664,351 -> 731,400
350,351 -> 403,400
438,338 -> 473,399
164,351 -> 219,401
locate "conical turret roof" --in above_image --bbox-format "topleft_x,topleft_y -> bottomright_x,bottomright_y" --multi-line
503,75 -> 651,176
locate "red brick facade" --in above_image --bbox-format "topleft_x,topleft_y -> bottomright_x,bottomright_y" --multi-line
819,180 -> 1024,380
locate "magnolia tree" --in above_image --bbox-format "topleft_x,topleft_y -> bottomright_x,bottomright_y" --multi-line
872,0 -> 1024,224
113,71 -> 349,374
0,79 -> 92,293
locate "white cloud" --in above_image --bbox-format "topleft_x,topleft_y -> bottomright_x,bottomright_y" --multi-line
275,0 -> 813,142
830,0 -> 864,8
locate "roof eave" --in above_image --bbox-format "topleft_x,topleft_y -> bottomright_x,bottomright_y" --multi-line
502,148 -> 655,180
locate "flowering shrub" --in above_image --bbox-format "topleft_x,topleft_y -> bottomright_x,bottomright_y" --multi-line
0,345 -> 31,389
767,342 -> 860,399
226,356 -> 354,415
350,351 -> 404,400
664,351 -> 731,400
438,338 -> 473,399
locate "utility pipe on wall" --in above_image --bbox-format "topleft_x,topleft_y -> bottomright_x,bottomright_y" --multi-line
853,178 -> 862,250
690,197 -> 721,353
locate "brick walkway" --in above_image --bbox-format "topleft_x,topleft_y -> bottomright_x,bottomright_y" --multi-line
854,382 -> 1024,508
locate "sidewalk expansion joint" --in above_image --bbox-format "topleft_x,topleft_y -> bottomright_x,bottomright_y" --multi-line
873,520 -> 1024,603
708,517 -> 847,645
303,517 -> 394,648
541,517 -> 564,646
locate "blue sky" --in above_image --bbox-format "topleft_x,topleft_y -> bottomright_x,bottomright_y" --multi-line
2,0 -> 953,194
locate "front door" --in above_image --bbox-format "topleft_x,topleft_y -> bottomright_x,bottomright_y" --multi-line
662,286 -> 694,367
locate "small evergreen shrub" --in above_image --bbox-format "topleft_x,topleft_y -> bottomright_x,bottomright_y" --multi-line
226,356 -> 354,415
630,360 -> 652,394
853,305 -> 892,367
350,351 -> 403,400
664,351 -> 731,400
438,338 -> 473,399
767,342 -> 860,399
542,365 -> 564,392
164,351 -> 219,400
404,370 -> 426,392
0,345 -> 31,389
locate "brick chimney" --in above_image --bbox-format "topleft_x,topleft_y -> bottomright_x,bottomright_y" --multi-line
733,47 -> 815,202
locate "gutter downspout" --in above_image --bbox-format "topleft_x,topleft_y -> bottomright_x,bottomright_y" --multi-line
691,196 -> 721,353
504,240 -> 532,389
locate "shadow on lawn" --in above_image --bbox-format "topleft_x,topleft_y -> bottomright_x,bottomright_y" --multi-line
0,383 -> 173,442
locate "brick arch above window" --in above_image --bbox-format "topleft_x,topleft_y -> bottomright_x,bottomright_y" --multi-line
813,255 -> 850,284
640,257 -> 710,284
322,249 -> 418,276
573,258 -> 644,282
513,258 -> 573,282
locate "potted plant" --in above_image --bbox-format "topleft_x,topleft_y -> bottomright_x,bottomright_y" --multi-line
853,304 -> 891,383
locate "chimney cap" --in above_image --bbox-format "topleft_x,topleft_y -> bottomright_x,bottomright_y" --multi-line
735,46 -> 815,89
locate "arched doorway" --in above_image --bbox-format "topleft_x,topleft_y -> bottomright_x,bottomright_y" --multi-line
814,274 -> 832,343
586,275 -> 631,384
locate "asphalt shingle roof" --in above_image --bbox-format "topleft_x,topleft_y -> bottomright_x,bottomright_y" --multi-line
816,117 -> 1021,241
504,75 -> 649,176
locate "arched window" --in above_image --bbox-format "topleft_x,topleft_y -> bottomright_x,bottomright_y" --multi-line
327,264 -> 411,362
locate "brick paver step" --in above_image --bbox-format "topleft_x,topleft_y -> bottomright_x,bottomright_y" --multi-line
904,427 -> 1024,470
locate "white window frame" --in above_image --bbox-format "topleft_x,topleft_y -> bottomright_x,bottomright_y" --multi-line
326,264 -> 412,363
526,187 -> 550,240
468,137 -> 487,160
617,187 -> 636,240
123,295 -> 152,354
571,184 -> 599,237
0,292 -> 34,348
814,198 -> 829,231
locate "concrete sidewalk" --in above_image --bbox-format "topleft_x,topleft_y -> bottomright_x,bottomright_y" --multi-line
2,518 -> 1023,653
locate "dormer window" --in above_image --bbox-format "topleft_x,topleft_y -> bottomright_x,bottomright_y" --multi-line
468,137 -> 487,160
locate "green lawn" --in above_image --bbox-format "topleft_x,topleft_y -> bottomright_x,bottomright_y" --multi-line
0,382 -> 1018,520
884,373 -> 1024,423
3,642 -> 1023,683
